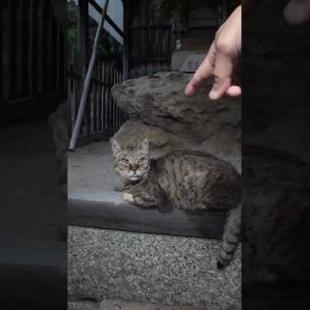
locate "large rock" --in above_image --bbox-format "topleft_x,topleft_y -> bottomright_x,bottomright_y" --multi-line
111,72 -> 241,171
111,72 -> 240,144
110,119 -> 191,159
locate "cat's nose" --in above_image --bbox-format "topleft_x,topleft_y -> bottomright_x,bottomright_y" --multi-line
131,164 -> 138,171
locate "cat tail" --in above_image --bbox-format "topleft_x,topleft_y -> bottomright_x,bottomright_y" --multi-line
217,203 -> 241,269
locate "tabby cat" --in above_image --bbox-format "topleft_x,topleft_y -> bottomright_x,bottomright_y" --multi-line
111,138 -> 241,268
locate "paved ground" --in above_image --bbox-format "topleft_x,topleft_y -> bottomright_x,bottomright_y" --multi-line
69,140 -> 119,194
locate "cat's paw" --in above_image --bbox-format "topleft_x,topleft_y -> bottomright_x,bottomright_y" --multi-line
132,196 -> 146,206
121,192 -> 146,207
122,192 -> 135,204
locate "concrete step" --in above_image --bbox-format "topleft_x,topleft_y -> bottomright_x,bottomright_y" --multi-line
68,191 -> 227,240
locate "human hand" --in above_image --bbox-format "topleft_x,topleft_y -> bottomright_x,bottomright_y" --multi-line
185,5 -> 241,100
284,0 -> 310,25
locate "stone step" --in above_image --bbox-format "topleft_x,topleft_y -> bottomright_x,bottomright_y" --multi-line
68,191 -> 227,240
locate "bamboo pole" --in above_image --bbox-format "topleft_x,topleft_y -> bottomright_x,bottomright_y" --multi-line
69,0 -> 110,151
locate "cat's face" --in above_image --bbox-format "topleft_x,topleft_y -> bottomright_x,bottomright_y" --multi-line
111,139 -> 150,182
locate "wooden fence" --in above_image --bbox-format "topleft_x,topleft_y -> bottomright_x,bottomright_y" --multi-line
1,0 -> 66,117
68,48 -> 127,145
129,25 -> 174,78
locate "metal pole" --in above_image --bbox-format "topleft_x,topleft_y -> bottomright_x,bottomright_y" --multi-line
69,0 -> 110,151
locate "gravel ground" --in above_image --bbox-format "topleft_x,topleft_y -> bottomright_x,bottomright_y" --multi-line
68,226 -> 241,309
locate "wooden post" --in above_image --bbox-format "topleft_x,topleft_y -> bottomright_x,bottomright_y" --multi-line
10,0 -> 17,98
56,20 -> 60,93
0,0 -> 3,102
78,0 -> 88,79
16,0 -> 23,98
46,0 -> 52,92
37,0 -> 43,94
62,2 -> 67,97
69,0 -> 110,151
28,0 -> 34,97
122,0 -> 129,80
78,0 -> 90,141
32,0 -> 38,96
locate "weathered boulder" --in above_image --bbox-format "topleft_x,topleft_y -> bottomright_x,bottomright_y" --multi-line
110,119 -> 191,159
111,71 -> 240,144
111,71 -> 241,171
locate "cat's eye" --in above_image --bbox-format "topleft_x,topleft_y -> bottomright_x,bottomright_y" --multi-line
139,157 -> 146,162
121,158 -> 129,165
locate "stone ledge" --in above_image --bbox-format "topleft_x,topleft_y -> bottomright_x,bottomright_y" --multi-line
68,191 -> 228,240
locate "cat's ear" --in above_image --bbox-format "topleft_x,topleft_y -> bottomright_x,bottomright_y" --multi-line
141,139 -> 149,152
111,139 -> 121,155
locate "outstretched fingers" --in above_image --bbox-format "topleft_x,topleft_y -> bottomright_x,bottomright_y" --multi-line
226,85 -> 242,97
185,45 -> 240,100
208,48 -> 234,100
184,43 -> 216,96
184,5 -> 241,100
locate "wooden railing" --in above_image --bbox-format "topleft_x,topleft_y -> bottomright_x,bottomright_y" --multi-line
68,49 -> 127,146
1,0 -> 66,115
68,23 -> 174,145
